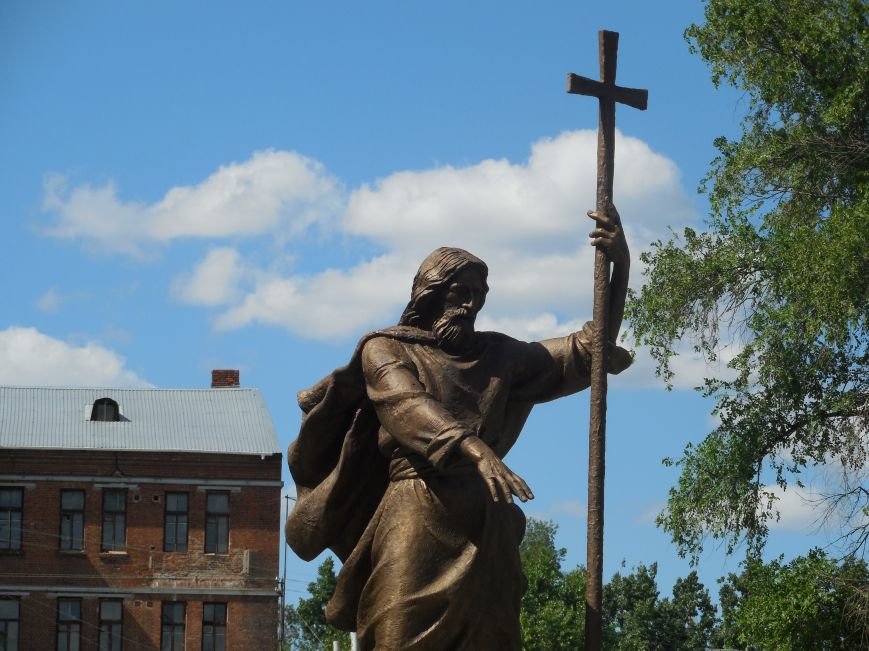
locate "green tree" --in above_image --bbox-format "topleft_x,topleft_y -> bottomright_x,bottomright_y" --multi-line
627,0 -> 868,560
283,556 -> 350,651
713,550 -> 869,650
658,571 -> 717,650
603,563 -> 662,649
603,563 -> 715,650
519,519 -> 586,650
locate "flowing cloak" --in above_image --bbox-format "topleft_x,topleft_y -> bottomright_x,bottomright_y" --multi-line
285,324 -> 631,650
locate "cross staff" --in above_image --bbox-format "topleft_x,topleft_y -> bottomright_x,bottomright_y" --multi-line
567,30 -> 647,651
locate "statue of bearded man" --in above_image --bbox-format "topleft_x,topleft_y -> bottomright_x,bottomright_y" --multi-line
285,206 -> 632,650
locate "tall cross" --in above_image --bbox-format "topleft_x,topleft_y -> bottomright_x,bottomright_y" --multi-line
566,30 -> 647,651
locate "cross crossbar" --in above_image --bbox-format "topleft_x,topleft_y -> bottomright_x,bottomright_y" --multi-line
566,73 -> 648,111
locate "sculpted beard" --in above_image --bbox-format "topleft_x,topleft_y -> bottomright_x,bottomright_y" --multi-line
433,307 -> 476,352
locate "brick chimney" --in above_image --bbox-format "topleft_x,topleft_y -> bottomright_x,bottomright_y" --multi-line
211,369 -> 240,388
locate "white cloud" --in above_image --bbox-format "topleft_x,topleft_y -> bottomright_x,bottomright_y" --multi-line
762,483 -> 826,533
47,131 -> 699,348
613,342 -> 742,391
206,130 -> 696,341
344,130 -> 688,251
171,247 -> 247,306
35,288 -> 62,312
42,150 -> 342,256
0,327 -> 149,387
214,252 -> 413,339
761,459 -> 869,541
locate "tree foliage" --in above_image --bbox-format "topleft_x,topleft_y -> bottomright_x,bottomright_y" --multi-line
519,520 -> 716,650
603,563 -> 715,650
286,522 -> 865,649
283,556 -> 350,651
519,519 -> 586,650
713,549 -> 869,650
626,0 -> 868,560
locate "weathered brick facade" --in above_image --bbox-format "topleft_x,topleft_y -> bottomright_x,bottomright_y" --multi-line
0,381 -> 282,650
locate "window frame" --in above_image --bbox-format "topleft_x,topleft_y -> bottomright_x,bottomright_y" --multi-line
201,603 -> 226,651
204,491 -> 229,554
99,599 -> 123,651
161,602 -> 186,651
0,598 -> 20,651
0,488 -> 23,552
164,492 -> 189,553
59,490 -> 85,551
56,598 -> 81,651
101,489 -> 127,552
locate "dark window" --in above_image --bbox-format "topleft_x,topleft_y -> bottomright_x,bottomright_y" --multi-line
60,490 -> 85,551
101,489 -> 126,552
161,602 -> 185,651
164,493 -> 188,552
205,492 -> 229,553
0,489 -> 22,551
0,599 -> 19,651
201,603 -> 226,651
57,599 -> 81,651
91,398 -> 120,422
99,600 -> 123,651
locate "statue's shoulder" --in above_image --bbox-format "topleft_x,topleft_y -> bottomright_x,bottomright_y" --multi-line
366,325 -> 436,345
298,326 -> 436,411
358,325 -> 437,355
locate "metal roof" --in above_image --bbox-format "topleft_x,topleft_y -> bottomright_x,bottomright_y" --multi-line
0,387 -> 280,455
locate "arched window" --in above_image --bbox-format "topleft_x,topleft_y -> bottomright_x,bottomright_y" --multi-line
91,398 -> 120,422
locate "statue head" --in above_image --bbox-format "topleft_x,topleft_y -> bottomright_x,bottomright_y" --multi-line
399,247 -> 489,352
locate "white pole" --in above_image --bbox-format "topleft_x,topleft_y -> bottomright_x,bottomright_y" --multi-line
332,641 -> 340,651
350,632 -> 359,651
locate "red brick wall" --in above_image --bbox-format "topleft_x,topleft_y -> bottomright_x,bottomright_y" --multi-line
12,592 -> 278,651
0,449 -> 282,649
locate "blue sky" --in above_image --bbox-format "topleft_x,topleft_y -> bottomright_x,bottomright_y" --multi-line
1,0 -> 839,603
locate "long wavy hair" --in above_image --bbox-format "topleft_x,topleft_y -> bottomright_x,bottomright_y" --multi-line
398,247 -> 488,328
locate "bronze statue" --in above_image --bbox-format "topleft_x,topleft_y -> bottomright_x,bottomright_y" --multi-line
285,205 -> 631,650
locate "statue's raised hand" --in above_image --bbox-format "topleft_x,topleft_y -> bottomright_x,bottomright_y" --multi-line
587,201 -> 629,265
460,436 -> 534,504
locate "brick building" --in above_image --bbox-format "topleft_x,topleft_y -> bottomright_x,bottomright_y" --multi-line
0,371 -> 282,650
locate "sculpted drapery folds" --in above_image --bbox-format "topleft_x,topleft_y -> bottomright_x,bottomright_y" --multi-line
285,207 -> 631,650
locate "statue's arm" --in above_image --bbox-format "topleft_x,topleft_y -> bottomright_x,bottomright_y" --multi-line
361,336 -> 472,470
587,201 -> 630,342
362,336 -> 533,503
514,201 -> 632,401
509,326 -> 631,403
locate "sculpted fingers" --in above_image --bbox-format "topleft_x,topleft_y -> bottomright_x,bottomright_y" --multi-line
587,200 -> 622,228
588,206 -> 629,263
467,439 -> 533,504
487,470 -> 514,503
484,475 -> 503,503
586,209 -> 614,229
498,475 -> 515,504
508,472 -> 534,502
588,225 -> 620,248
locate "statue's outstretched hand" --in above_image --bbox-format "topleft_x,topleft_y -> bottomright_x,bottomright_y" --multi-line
460,436 -> 534,504
587,201 -> 629,265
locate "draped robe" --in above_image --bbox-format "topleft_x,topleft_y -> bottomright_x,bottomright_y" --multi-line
285,324 -> 630,650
